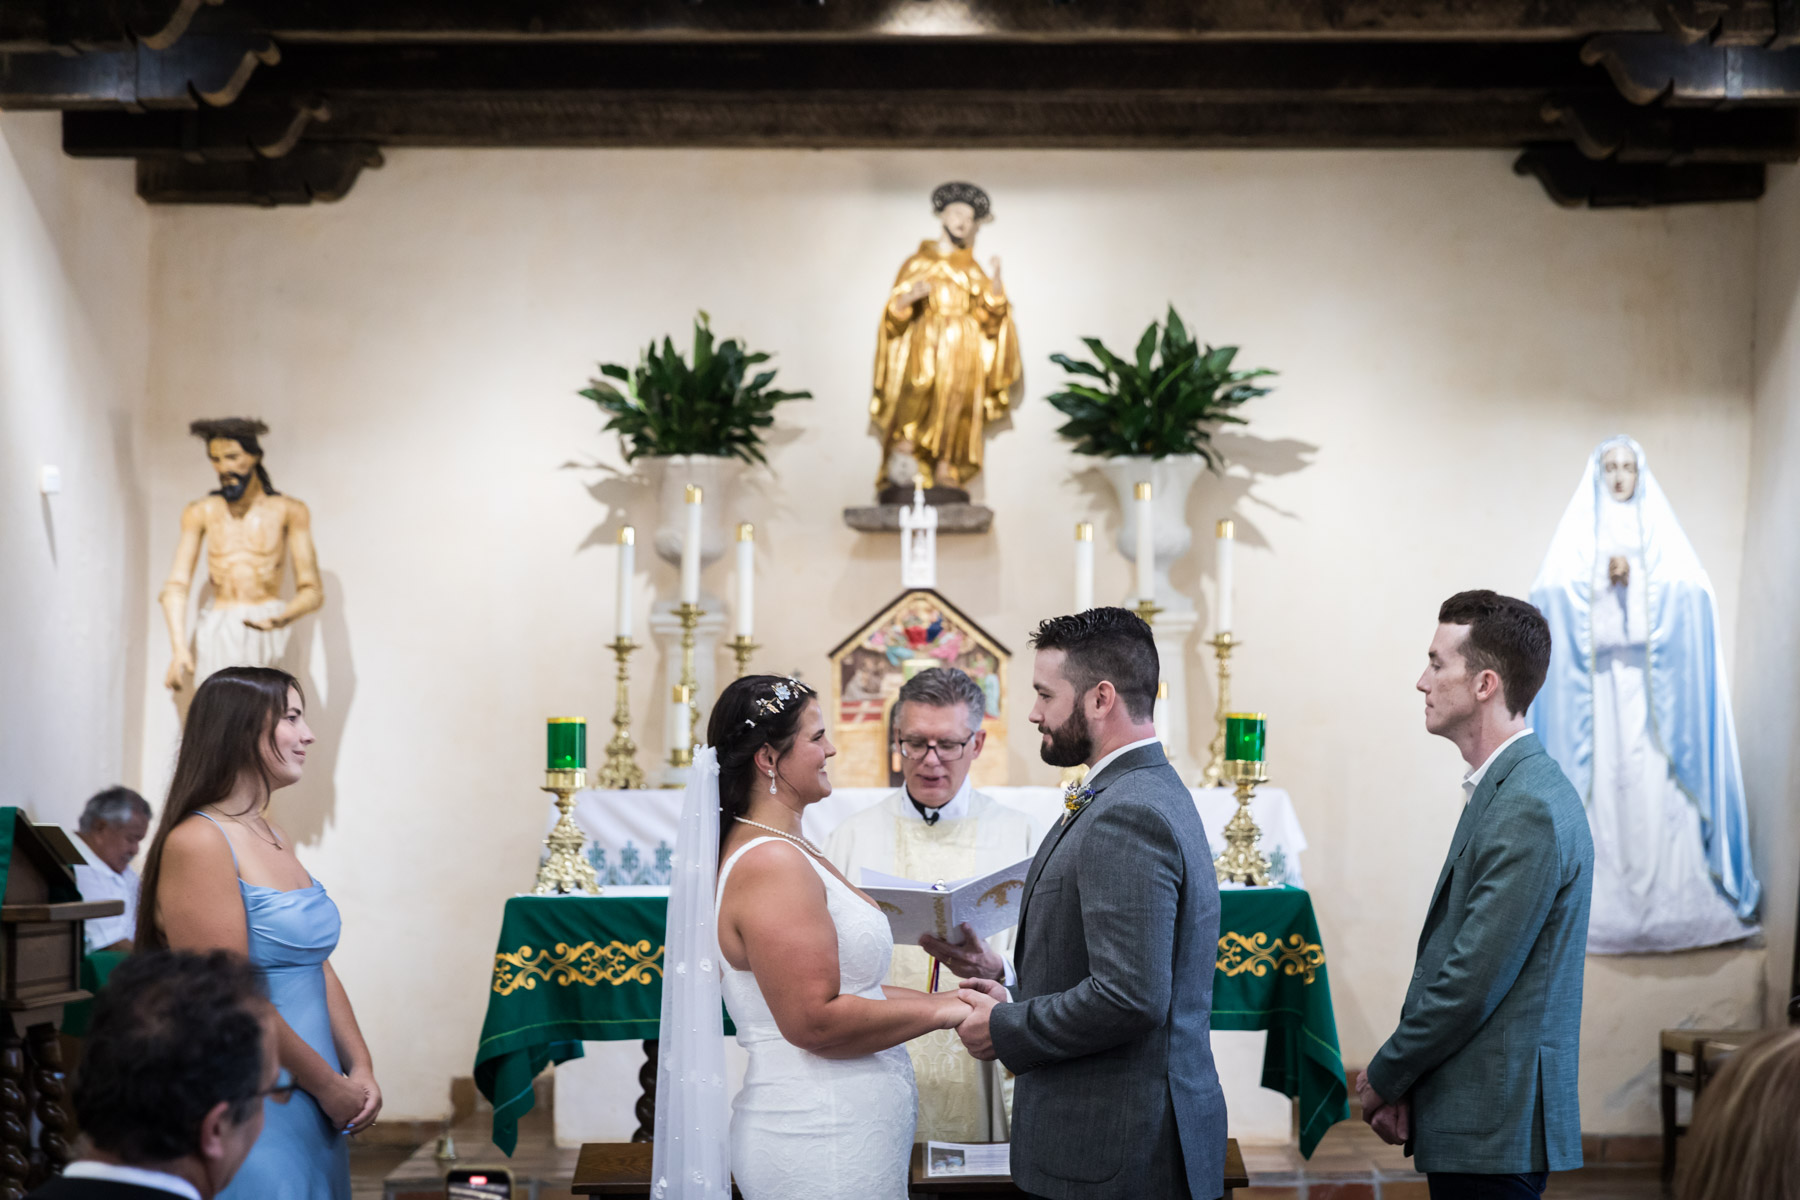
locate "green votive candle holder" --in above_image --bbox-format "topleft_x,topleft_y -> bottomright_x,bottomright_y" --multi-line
1225,713 -> 1266,763
546,717 -> 587,771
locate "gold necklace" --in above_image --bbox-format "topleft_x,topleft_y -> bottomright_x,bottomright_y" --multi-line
735,818 -> 825,860
208,807 -> 283,850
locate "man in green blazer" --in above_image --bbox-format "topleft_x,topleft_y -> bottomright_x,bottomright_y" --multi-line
1359,590 -> 1594,1200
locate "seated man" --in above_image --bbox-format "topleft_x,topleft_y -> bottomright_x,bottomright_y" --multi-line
31,950 -> 278,1200
825,665 -> 1040,1142
72,787 -> 151,954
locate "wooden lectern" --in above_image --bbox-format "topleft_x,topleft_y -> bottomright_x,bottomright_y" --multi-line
0,812 -> 123,1199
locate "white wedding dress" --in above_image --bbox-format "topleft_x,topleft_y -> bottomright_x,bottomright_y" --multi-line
715,837 -> 917,1199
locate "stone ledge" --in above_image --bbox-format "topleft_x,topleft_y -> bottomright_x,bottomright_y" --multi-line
843,502 -> 993,534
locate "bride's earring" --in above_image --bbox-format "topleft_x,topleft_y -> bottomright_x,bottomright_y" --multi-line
767,771 -> 777,795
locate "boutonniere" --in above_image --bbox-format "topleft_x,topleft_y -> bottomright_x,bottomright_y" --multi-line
1061,782 -> 1096,825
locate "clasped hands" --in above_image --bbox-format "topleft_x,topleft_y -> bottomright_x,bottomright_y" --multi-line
1355,1070 -> 1410,1146
919,923 -> 1009,1063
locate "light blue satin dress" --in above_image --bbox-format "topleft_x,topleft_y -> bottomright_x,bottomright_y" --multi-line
195,812 -> 352,1200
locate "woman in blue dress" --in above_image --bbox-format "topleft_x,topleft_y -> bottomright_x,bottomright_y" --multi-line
136,666 -> 381,1200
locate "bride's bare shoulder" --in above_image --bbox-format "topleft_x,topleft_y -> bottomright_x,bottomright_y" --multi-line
719,837 -> 824,895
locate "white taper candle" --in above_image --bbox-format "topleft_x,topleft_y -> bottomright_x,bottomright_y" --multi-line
615,526 -> 635,640
735,523 -> 755,638
1216,518 -> 1236,635
1074,522 -> 1095,612
680,484 -> 703,606
1134,482 -> 1155,605
672,685 -> 692,753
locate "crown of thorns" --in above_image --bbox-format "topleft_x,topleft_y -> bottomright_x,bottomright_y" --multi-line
743,678 -> 811,728
931,181 -> 992,219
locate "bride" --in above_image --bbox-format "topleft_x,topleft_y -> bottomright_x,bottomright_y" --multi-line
653,675 -> 974,1200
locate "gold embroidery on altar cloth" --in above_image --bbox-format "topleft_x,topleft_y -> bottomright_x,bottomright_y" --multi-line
491,940 -> 664,994
1216,932 -> 1325,985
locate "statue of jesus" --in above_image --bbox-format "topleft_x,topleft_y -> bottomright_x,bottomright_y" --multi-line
160,418 -> 323,691
869,181 -> 1023,501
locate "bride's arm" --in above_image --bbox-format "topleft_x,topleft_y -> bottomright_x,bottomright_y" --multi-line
726,843 -> 970,1060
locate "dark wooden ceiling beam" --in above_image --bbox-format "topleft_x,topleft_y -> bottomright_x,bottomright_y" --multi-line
135,138 -> 379,203
162,0 -> 1674,43
0,34 -> 276,108
1583,33 -> 1800,102
1543,93 -> 1800,158
1514,142 -> 1764,202
0,0 -> 224,53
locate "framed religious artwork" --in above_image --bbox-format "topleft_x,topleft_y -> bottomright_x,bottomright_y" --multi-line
826,589 -> 1010,788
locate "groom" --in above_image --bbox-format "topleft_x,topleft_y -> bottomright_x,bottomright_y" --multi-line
956,608 -> 1226,1199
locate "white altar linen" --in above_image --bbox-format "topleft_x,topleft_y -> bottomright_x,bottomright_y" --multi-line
545,783 -> 1309,1149
549,785 -> 1307,891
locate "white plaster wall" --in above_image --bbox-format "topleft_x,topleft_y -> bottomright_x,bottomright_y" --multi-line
1742,163 -> 1800,1029
0,112 -> 151,826
133,148 -> 1760,1125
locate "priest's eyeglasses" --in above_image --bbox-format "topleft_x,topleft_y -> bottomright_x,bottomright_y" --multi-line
896,736 -> 973,762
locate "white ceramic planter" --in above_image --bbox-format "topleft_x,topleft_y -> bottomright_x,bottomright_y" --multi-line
649,453 -> 744,578
1099,454 -> 1208,613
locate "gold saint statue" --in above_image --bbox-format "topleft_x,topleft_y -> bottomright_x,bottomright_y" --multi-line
870,182 -> 1023,500
160,418 -> 322,691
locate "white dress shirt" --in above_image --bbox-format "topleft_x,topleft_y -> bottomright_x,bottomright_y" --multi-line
1085,735 -> 1163,785
72,852 -> 140,952
63,1161 -> 202,1199
1460,728 -> 1535,805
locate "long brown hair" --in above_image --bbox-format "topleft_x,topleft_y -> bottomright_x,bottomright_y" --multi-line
136,667 -> 302,950
1676,1028 -> 1800,1200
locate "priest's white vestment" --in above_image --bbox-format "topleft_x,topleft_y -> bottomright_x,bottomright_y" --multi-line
825,783 -> 1041,1142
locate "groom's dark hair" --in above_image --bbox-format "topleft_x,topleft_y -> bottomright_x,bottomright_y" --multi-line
1438,590 -> 1552,717
1029,607 -> 1158,721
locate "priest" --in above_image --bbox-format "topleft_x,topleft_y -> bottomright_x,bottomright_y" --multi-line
825,666 -> 1040,1142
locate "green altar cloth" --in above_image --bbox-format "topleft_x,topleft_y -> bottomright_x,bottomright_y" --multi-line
474,886 -> 1347,1157
62,949 -> 130,1038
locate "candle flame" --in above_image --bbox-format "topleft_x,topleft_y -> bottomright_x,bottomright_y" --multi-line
685,484 -> 704,504
737,523 -> 755,541
1217,519 -> 1235,539
1075,522 -> 1093,541
1134,482 -> 1152,501
618,526 -> 635,545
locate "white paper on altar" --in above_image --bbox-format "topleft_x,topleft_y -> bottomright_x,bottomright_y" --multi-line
549,785 -> 1306,890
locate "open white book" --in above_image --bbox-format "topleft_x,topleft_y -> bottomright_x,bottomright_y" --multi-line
858,856 -> 1033,947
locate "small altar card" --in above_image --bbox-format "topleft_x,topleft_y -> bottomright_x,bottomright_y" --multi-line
859,856 -> 1032,946
925,1140 -> 1011,1177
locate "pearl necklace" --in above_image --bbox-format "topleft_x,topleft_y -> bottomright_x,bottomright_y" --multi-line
735,818 -> 826,860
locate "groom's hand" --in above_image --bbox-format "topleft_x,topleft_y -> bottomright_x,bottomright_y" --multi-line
954,978 -> 1007,1061
919,924 -> 1006,981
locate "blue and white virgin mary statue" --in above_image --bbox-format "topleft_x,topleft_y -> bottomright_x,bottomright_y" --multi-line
1529,436 -> 1759,953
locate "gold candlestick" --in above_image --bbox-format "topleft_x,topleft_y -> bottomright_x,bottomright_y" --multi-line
728,634 -> 759,677
1214,758 -> 1272,886
596,637 -> 646,790
668,602 -> 704,770
535,767 -> 602,895
1200,632 -> 1237,787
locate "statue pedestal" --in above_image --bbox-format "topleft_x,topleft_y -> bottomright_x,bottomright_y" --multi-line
649,599 -> 725,787
843,503 -> 992,534
1150,608 -> 1201,780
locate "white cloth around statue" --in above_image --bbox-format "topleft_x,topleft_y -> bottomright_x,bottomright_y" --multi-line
193,599 -> 293,684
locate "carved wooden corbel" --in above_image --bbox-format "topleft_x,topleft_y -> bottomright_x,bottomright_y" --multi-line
1584,32 -> 1800,103
136,139 -> 383,204
1514,143 -> 1764,205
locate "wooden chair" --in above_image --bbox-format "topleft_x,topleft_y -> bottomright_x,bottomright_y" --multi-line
571,1138 -> 1250,1198
1660,1028 -> 1749,1182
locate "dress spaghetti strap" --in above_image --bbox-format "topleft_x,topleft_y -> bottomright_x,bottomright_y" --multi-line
191,811 -> 242,873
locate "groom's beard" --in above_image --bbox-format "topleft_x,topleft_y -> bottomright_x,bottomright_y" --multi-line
1037,706 -> 1094,768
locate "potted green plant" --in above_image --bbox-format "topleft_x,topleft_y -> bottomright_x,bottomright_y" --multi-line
579,311 -> 810,570
1046,306 -> 1274,613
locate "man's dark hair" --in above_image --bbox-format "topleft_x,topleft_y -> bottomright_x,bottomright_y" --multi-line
189,417 -> 278,496
1437,590 -> 1552,718
78,785 -> 151,834
1028,607 -> 1158,721
73,950 -> 269,1162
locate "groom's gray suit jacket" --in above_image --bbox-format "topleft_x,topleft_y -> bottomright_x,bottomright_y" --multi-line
991,742 -> 1227,1200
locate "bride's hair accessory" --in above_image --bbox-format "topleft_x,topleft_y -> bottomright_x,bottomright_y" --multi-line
744,678 -> 807,728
